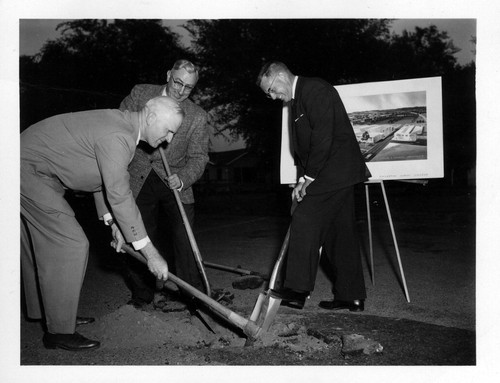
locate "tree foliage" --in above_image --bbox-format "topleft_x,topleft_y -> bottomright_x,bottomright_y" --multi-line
387,25 -> 460,78
20,19 -> 189,128
184,19 -> 395,153
32,19 -> 189,92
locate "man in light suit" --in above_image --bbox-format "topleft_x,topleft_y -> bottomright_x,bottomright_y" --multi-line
119,59 -> 209,307
21,96 -> 183,351
256,61 -> 370,311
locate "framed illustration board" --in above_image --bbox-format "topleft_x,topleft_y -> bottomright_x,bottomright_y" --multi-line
280,76 -> 443,184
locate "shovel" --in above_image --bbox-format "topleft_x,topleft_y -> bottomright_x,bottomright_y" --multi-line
203,261 -> 268,290
121,243 -> 268,340
247,225 -> 290,338
159,147 -> 211,296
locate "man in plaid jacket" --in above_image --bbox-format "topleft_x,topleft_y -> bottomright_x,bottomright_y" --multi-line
119,59 -> 209,307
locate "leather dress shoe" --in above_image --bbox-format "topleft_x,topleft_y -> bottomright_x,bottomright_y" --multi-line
43,332 -> 100,351
76,316 -> 95,326
270,288 -> 310,309
318,299 -> 364,312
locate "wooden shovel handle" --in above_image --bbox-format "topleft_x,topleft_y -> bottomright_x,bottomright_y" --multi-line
120,243 -> 259,337
159,147 -> 211,296
268,226 -> 290,289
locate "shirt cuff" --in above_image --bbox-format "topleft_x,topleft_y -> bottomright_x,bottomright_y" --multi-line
304,175 -> 315,182
102,213 -> 113,225
177,179 -> 184,192
132,236 -> 151,251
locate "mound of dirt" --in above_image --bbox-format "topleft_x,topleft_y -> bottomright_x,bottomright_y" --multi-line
84,304 -> 248,349
82,304 -> 337,354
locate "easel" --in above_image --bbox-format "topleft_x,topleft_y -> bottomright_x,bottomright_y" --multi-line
364,180 -> 411,302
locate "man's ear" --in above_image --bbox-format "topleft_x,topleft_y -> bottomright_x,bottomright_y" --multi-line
166,70 -> 172,82
146,112 -> 156,127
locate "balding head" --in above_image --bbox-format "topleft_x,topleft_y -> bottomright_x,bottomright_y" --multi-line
145,96 -> 184,118
141,96 -> 184,148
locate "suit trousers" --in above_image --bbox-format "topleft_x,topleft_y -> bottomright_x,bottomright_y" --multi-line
284,185 -> 366,300
20,193 -> 89,334
123,170 -> 203,302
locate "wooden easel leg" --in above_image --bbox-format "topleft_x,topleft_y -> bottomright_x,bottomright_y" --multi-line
365,184 -> 375,285
380,181 -> 411,303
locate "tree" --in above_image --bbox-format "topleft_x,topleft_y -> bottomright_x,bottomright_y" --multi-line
20,19 -> 189,130
387,25 -> 460,78
185,19 -> 394,154
441,61 -> 476,181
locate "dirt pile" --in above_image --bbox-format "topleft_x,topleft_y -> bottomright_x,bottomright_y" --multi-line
82,304 -> 338,354
84,305 -> 247,349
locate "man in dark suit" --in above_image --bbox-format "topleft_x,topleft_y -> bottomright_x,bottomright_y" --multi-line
256,61 -> 370,311
119,59 -> 210,308
21,96 -> 183,351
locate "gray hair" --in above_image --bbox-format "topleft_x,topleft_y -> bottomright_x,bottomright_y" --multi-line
145,96 -> 185,119
256,61 -> 291,86
171,59 -> 200,81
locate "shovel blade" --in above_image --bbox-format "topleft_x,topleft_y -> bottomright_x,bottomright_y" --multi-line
250,291 -> 282,338
256,295 -> 282,334
250,292 -> 267,322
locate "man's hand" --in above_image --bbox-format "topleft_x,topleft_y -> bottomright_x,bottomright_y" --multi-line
146,256 -> 169,281
109,223 -> 126,253
166,174 -> 182,190
292,178 -> 313,202
140,242 -> 169,281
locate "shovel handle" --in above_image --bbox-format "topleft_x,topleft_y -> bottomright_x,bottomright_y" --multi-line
159,147 -> 211,296
268,226 -> 290,289
203,261 -> 268,279
120,243 -> 258,337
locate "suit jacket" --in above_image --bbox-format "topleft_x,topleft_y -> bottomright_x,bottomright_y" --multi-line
119,84 -> 209,204
20,109 -> 148,242
292,76 -> 370,194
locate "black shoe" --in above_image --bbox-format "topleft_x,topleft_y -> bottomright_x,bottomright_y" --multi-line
42,332 -> 100,351
232,275 -> 265,290
270,288 -> 309,309
318,299 -> 365,312
76,316 -> 95,326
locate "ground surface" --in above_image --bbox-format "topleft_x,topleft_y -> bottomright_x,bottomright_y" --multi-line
18,182 -> 476,372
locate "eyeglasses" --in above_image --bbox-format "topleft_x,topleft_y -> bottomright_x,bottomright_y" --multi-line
171,77 -> 195,92
266,74 -> 279,98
